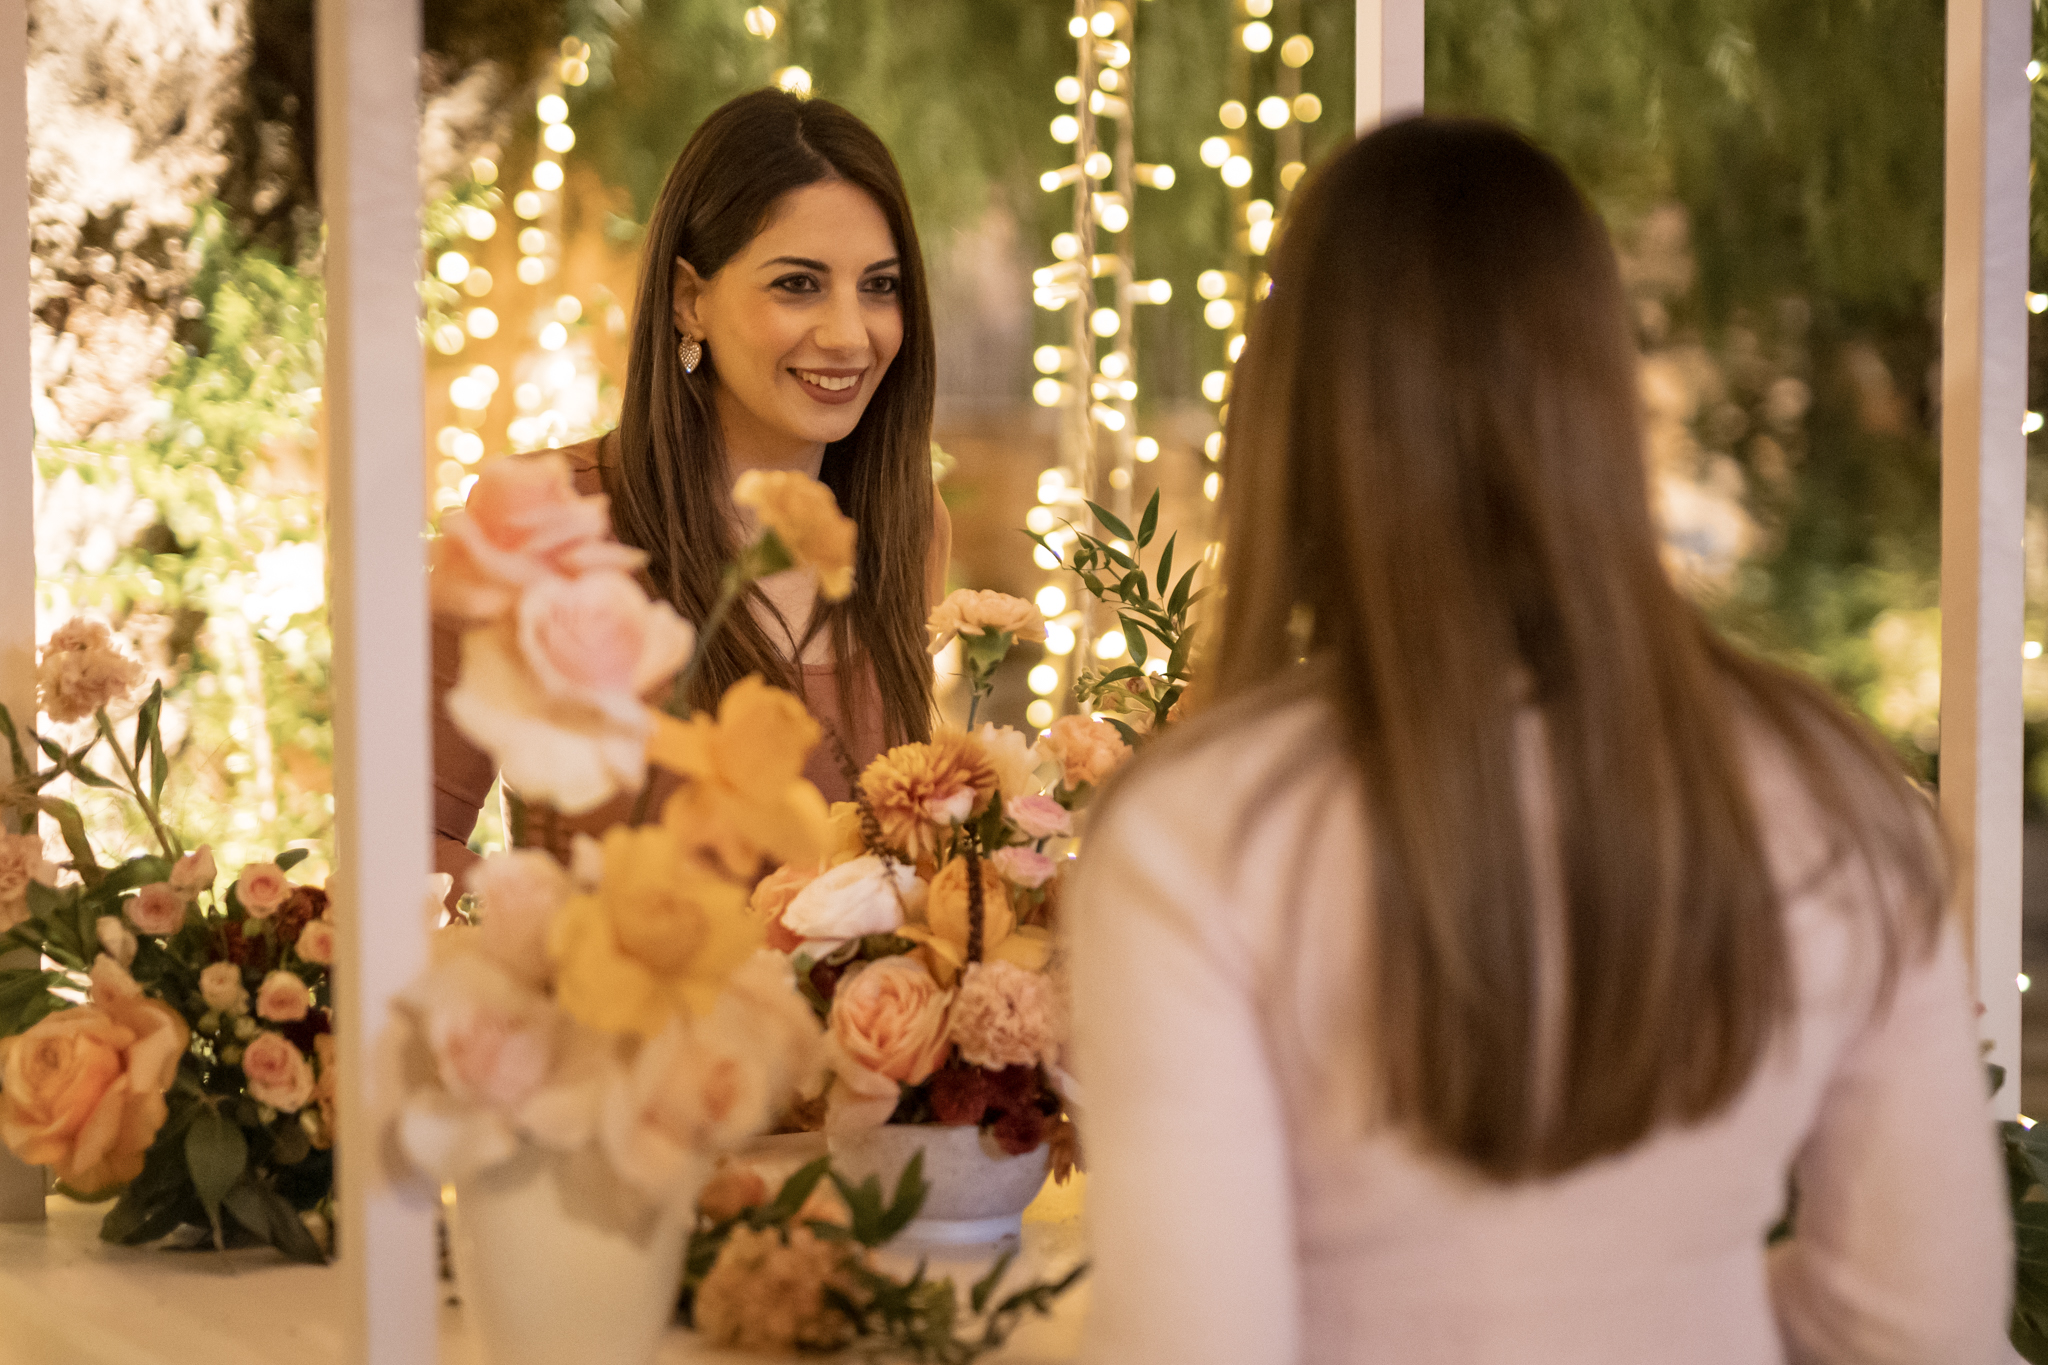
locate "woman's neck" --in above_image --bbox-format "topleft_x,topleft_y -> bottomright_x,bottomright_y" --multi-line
713,382 -> 826,481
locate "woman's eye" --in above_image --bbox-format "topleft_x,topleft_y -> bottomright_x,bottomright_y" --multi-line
863,275 -> 901,296
772,274 -> 820,294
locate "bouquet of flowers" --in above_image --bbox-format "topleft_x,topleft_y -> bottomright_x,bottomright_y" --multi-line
755,587 -> 1133,1169
0,619 -> 334,1261
386,453 -> 852,1218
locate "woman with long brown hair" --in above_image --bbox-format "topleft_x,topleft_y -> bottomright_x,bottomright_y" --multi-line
1069,118 -> 2006,1363
433,88 -> 947,879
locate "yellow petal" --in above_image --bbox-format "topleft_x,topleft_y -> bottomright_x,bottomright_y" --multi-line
991,925 -> 1053,973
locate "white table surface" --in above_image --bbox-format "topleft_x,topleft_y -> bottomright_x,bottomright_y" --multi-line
0,1166 -> 1087,1365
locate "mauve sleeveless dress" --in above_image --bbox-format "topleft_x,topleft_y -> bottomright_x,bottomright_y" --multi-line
430,437 -> 890,874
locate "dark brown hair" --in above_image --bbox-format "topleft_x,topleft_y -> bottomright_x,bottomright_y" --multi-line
611,88 -> 935,746
1214,117 -> 1944,1178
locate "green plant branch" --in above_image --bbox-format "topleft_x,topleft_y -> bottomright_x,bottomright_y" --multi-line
94,708 -> 177,861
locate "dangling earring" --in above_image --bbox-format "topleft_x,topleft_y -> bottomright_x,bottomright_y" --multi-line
677,333 -> 702,374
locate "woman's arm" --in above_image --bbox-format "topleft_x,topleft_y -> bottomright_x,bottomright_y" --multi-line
1767,920 -> 2011,1363
1069,796 -> 1301,1365
431,615 -> 493,890
927,483 -> 952,610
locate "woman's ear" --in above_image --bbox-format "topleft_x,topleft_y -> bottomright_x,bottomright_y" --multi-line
672,256 -> 710,338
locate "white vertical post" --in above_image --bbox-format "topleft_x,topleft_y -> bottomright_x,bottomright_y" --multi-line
318,0 -> 436,1358
1356,0 -> 1424,131
1940,0 -> 2029,1119
0,0 -> 41,1226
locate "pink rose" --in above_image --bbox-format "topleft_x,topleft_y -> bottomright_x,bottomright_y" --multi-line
420,955 -> 559,1113
241,1032 -> 315,1113
989,846 -> 1056,890
200,962 -> 249,1015
295,919 -> 335,965
1040,715 -> 1131,791
465,848 -> 573,987
255,971 -> 312,1023
1006,794 -> 1072,841
826,957 -> 953,1088
237,863 -> 290,918
948,960 -> 1060,1071
430,454 -> 646,622
168,846 -> 216,897
128,882 -> 188,936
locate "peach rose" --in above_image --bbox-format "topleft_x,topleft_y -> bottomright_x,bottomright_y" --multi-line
750,863 -> 818,953
199,961 -> 250,1015
1040,715 -> 1131,791
127,882 -> 187,937
903,856 -> 1051,986
782,856 -> 923,946
241,1031 -> 315,1113
989,846 -> 1056,890
948,960 -> 1060,1071
256,970 -> 312,1023
0,831 -> 58,932
36,618 -> 144,725
168,845 -> 217,897
600,1012 -> 772,1206
445,577 -> 694,816
926,589 -> 1047,652
1007,794 -> 1072,841
466,849 -> 573,987
295,918 -> 335,965
0,993 -> 189,1193
732,469 -> 857,601
237,863 -> 290,917
430,453 -> 646,622
826,957 -> 952,1092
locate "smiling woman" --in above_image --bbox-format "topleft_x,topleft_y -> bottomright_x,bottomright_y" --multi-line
432,90 -> 950,882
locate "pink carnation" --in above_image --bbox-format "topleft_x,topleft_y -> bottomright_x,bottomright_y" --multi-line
1040,715 -> 1130,792
36,619 -> 144,724
0,832 -> 58,932
926,589 -> 1046,652
947,960 -> 1060,1072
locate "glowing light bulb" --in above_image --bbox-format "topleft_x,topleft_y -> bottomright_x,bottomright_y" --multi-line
532,160 -> 564,191
1051,115 -> 1080,144
465,307 -> 499,338
1093,404 -> 1126,431
1028,664 -> 1063,696
1095,631 -> 1128,660
775,66 -> 812,96
1247,199 -> 1274,224
1245,0 -> 1273,15
1249,220 -> 1275,254
1242,21 -> 1272,51
1034,345 -> 1066,374
1221,156 -> 1253,188
1227,333 -> 1247,362
1026,699 -> 1057,728
2029,641 -> 2045,659
516,256 -> 548,285
1034,543 -> 1062,570
1100,351 -> 1129,379
1091,10 -> 1116,36
432,323 -> 466,355
539,321 -> 568,351
1098,200 -> 1130,233
543,122 -> 576,154
1086,151 -> 1112,179
1033,377 -> 1066,407
2027,410 -> 2044,434
1205,431 -> 1225,460
1219,100 -> 1248,130
1136,436 -> 1159,463
435,251 -> 471,285
1036,585 -> 1069,617
1134,279 -> 1172,304
2031,292 -> 2048,314
514,191 -> 544,219
1044,623 -> 1075,656
1056,75 -> 1081,103
1204,471 -> 1222,500
1293,93 -> 1324,123
449,375 -> 487,409
1200,137 -> 1231,168
537,94 -> 568,124
1091,307 -> 1122,337
1052,232 -> 1081,260
461,206 -> 496,240
471,157 -> 498,184
1281,34 -> 1314,66
1258,96 -> 1290,129
1068,16 -> 1088,36
1202,370 -> 1229,403
1205,300 -> 1237,330
1026,505 -> 1057,534
560,58 -> 589,85
1197,270 -> 1230,300
518,227 -> 549,256
744,6 -> 778,37
1281,161 -> 1308,191
554,294 -> 583,323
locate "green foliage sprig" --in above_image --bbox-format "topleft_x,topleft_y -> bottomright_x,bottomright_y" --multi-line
1028,490 -> 1205,744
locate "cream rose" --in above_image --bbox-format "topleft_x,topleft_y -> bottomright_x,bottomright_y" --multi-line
0,993 -> 188,1193
783,856 -> 923,946
127,883 -> 187,937
975,724 -> 1044,801
601,1012 -> 773,1206
989,846 -> 1056,890
36,618 -> 144,724
1006,793 -> 1072,841
200,962 -> 250,1015
168,845 -> 217,897
926,589 -> 1047,652
256,970 -> 313,1023
430,453 -> 646,622
241,1031 -> 315,1113
237,863 -> 290,917
94,918 -> 137,967
1040,715 -> 1131,791
0,832 -> 58,932
465,848 -> 573,986
295,918 -> 335,965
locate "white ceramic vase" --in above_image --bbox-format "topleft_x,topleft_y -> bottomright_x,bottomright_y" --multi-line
828,1123 -> 1049,1247
450,1145 -> 696,1365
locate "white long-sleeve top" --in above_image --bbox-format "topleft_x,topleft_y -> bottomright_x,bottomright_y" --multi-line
1067,689 -> 2010,1365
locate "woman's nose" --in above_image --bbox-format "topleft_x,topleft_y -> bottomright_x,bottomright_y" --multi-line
812,285 -> 868,355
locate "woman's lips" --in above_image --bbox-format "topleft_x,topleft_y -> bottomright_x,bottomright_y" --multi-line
790,367 -> 866,406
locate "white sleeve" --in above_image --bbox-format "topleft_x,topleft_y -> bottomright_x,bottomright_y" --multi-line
1768,921 -> 2013,1364
1068,796 -> 1301,1365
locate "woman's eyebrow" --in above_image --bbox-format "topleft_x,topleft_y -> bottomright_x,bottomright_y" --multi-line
760,255 -> 831,271
861,257 -> 900,274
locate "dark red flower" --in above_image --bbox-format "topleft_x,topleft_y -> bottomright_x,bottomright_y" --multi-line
991,1104 -> 1047,1156
929,1065 -> 995,1126
273,886 -> 329,946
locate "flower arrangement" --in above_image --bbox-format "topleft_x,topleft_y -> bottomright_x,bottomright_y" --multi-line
0,621 -> 334,1261
388,452 -> 855,1219
756,588 -> 1132,1170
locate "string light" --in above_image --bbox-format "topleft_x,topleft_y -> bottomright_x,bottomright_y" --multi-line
1281,34 -> 1314,66
1051,114 -> 1081,143
775,66 -> 812,96
744,5 -> 778,38
465,307 -> 499,338
1036,585 -> 1069,616
543,123 -> 576,154
514,191 -> 545,219
536,94 -> 568,124
435,251 -> 471,285
1135,436 -> 1159,463
1219,100 -> 1248,130
1026,699 -> 1057,728
1200,137 -> 1231,168
532,161 -> 564,192
1257,96 -> 1291,129
1241,21 -> 1272,51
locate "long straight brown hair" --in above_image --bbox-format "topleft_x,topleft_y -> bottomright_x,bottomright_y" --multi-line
1215,118 -> 1944,1179
610,88 -> 935,747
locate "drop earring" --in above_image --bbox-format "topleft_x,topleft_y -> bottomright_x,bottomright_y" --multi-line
677,334 -> 702,374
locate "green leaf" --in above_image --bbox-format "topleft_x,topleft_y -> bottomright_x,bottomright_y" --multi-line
871,1150 -> 928,1245
1084,501 -> 1133,542
0,703 -> 28,782
1096,665 -> 1143,685
148,721 -> 168,810
1168,564 -> 1201,619
759,1156 -> 832,1226
270,1116 -> 312,1166
1121,617 -> 1149,666
64,759 -> 121,792
1136,490 -> 1159,548
1100,544 -> 1138,574
34,797 -> 101,884
1154,534 -> 1176,597
275,848 -> 310,873
222,1179 -> 327,1264
970,1247 -> 1016,1313
185,1107 -> 248,1249
133,684 -> 162,787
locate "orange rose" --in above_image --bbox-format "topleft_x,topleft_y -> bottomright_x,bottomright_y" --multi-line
824,958 -> 952,1131
0,998 -> 189,1194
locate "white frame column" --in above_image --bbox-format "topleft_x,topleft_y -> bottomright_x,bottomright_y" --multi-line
1940,0 -> 2029,1119
317,0 -> 437,1357
1356,0 -> 1424,131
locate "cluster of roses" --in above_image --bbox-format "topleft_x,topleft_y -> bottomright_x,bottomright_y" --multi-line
390,457 -> 857,1214
753,589 -> 1133,1161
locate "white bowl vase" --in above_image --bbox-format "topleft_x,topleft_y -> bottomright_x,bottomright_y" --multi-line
828,1123 -> 1049,1247
450,1145 -> 697,1365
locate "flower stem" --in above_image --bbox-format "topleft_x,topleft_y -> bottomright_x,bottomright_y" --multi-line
963,835 -> 985,965
669,572 -> 746,719
95,708 -> 177,861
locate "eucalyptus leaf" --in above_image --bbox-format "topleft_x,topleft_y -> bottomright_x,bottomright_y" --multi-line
1155,534 -> 1176,597
133,684 -> 162,781
1084,501 -> 1133,543
1136,490 -> 1159,548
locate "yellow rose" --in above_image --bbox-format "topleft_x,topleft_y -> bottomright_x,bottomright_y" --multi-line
649,676 -> 832,878
732,470 -> 858,602
899,855 -> 1051,986
548,825 -> 760,1036
823,802 -> 869,866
